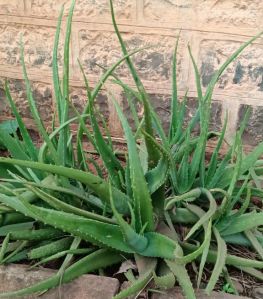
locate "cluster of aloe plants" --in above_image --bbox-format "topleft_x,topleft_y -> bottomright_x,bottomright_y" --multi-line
0,0 -> 262,298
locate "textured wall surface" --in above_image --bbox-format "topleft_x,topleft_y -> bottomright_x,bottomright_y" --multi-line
0,0 -> 262,144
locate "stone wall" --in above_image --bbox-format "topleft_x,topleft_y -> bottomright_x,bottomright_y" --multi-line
0,0 -> 263,145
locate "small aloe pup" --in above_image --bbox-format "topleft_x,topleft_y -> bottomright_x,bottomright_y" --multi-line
0,0 -> 262,298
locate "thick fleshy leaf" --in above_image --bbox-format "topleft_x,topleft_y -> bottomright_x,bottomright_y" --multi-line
113,99 -> 154,232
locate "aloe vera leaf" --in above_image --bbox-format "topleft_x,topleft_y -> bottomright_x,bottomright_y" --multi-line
218,212 -> 263,236
205,31 -> 263,104
206,148 -> 233,189
185,188 -> 217,240
11,177 -> 97,208
0,222 -> 34,236
165,188 -> 202,210
4,248 -> 28,264
30,248 -> 93,269
20,39 -> 59,164
27,202 -> 132,252
237,266 -> 263,281
145,155 -> 169,195
234,184 -> 251,217
112,76 -> 168,146
177,220 -> 212,265
177,130 -> 191,193
143,130 -> 170,194
205,228 -> 227,294
170,89 -> 188,146
113,258 -> 157,299
166,256 -> 196,299
89,96 -> 123,188
28,237 -> 72,259
0,240 -> 28,265
166,188 -> 217,240
38,114 -> 88,163
109,184 -> 149,252
0,234 -> 10,263
153,270 -> 176,290
189,72 -> 210,186
169,208 -> 199,224
57,0 -> 76,167
205,114 -> 227,186
9,228 -> 64,241
58,236 -> 81,277
0,158 -> 130,214
52,5 -> 63,122
11,197 -> 176,258
62,0 -> 74,109
110,0 -> 160,168
5,81 -> 38,161
141,129 -> 169,213
182,242 -> 263,269
244,230 -> 263,260
223,232 -> 258,247
0,128 -> 29,161
204,33 -> 263,185
77,47 -> 151,146
188,45 -> 203,101
1,212 -> 31,226
0,249 -> 124,298
169,33 -> 180,140
220,141 -> 263,189
183,204 -> 212,287
75,61 -> 97,162
141,232 -> 176,259
125,88 -> 141,130
78,65 -> 116,164
113,99 -> 154,232
25,184 -> 116,224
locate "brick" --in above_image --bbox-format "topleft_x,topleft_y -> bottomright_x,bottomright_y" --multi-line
152,287 -> 250,299
238,104 -> 263,146
78,30 -> 184,84
0,24 -> 63,71
0,0 -> 24,15
0,78 -> 53,122
143,0 -> 179,23
198,39 -> 263,96
143,0 -> 194,24
30,0 -> 134,21
0,264 -> 119,299
196,0 -> 263,28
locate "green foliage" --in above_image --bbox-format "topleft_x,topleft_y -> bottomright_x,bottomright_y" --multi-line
0,1 -> 262,298
0,119 -> 19,150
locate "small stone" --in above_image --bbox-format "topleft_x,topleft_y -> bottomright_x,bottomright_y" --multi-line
0,264 -> 120,299
252,287 -> 263,299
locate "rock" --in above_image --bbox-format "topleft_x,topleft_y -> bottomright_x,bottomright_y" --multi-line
152,287 -> 251,299
0,264 -> 120,299
252,287 -> 263,299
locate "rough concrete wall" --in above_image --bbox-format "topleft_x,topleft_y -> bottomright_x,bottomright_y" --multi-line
0,0 -> 262,145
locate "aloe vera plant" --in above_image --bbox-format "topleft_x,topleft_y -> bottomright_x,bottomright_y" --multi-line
0,1 -> 262,298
